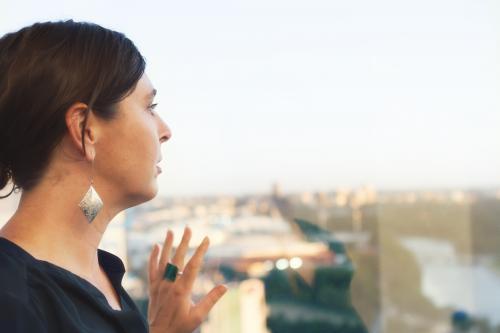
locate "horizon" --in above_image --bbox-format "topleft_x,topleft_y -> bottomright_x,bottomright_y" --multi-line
1,0 -> 499,197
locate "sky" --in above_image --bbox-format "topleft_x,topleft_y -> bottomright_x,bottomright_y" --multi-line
1,0 -> 499,197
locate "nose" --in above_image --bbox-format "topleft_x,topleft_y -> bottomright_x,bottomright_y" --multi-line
157,115 -> 171,143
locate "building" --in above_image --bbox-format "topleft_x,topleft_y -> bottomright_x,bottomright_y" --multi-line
201,279 -> 270,333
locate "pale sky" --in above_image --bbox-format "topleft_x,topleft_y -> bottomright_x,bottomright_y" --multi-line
1,0 -> 499,196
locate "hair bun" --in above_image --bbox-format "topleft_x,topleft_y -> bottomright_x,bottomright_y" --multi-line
0,162 -> 14,199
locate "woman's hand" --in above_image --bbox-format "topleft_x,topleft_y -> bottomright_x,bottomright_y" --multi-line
147,227 -> 227,333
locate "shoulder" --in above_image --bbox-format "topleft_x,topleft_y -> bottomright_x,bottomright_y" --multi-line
0,249 -> 31,299
0,250 -> 47,331
0,249 -> 48,331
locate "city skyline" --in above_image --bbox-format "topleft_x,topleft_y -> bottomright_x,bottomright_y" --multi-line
1,0 -> 498,197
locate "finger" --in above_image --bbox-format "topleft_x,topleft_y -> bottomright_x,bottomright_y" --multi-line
171,226 -> 192,270
158,230 -> 174,276
155,228 -> 191,299
148,243 -> 160,285
179,236 -> 209,290
190,285 -> 228,326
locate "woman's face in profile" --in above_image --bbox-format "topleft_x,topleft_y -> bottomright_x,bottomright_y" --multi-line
95,74 -> 171,206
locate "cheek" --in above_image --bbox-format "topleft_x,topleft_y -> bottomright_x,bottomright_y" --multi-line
97,114 -> 158,183
98,140 -> 155,190
119,123 -> 158,171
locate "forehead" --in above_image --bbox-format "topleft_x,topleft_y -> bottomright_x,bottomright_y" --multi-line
130,74 -> 155,101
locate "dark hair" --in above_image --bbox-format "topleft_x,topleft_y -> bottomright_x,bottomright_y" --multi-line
0,20 -> 146,198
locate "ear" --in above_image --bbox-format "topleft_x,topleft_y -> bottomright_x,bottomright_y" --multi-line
65,102 -> 98,161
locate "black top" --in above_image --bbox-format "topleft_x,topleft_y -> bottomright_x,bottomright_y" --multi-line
0,237 -> 149,332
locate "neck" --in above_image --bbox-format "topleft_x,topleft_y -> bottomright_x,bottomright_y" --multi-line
0,176 -> 122,281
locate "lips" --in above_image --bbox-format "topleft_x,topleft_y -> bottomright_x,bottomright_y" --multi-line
156,156 -> 163,174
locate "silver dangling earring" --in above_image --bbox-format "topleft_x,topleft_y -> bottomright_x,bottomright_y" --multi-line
78,153 -> 103,223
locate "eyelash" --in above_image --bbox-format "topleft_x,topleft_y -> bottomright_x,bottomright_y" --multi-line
148,103 -> 158,115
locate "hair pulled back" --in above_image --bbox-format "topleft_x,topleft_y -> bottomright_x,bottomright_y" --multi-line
0,20 -> 146,198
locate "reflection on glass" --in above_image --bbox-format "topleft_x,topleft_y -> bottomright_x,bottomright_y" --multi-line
117,187 -> 500,333
5,186 -> 497,332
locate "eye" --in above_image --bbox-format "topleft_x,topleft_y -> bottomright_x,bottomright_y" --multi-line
147,103 -> 158,115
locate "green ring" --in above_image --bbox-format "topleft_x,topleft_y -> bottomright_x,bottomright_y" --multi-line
164,263 -> 179,282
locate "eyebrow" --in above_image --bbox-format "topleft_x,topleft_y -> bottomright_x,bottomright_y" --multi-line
146,89 -> 157,101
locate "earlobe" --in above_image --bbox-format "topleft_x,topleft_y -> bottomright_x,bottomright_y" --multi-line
86,142 -> 96,161
83,124 -> 98,161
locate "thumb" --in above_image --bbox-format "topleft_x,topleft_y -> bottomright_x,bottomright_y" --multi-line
190,285 -> 228,325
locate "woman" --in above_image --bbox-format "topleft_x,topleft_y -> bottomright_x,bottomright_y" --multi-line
0,20 -> 227,332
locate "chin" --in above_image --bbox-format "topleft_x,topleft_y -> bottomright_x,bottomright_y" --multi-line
147,183 -> 159,200
142,181 -> 159,202
125,182 -> 159,208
